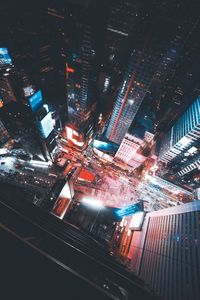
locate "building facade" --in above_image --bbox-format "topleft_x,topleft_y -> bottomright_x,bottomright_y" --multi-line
65,0 -> 102,125
105,50 -> 157,145
159,96 -> 200,163
115,133 -> 142,163
158,96 -> 200,189
127,201 -> 200,300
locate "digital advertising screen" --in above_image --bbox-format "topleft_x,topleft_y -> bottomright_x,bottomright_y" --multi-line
0,48 -> 12,66
115,202 -> 143,219
77,168 -> 95,182
38,112 -> 54,139
23,85 -> 34,98
28,90 -> 43,113
66,126 -> 84,147
129,211 -> 146,231
93,139 -> 119,154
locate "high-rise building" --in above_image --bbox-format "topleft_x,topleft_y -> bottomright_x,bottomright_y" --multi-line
27,90 -> 57,161
0,1 -> 68,127
158,98 -> 200,190
100,0 -> 137,81
154,1 -> 200,133
105,0 -> 200,146
105,50 -> 158,145
127,201 -> 200,300
158,96 -> 200,189
159,96 -> 200,163
65,0 -> 103,126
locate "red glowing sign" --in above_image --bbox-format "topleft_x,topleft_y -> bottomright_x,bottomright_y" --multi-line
78,169 -> 95,182
0,99 -> 4,108
66,125 -> 84,147
67,67 -> 75,73
66,64 -> 75,79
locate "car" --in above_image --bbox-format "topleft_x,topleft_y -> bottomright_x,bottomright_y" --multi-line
1,162 -> 5,165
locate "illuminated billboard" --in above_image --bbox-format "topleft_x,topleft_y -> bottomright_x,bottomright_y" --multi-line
38,112 -> 54,139
23,85 -> 34,98
78,168 -> 95,182
52,181 -> 72,219
93,139 -> 118,153
28,90 -> 43,113
115,202 -> 143,218
66,63 -> 75,79
0,48 -> 12,66
129,211 -> 145,231
66,126 -> 84,147
0,98 -> 3,108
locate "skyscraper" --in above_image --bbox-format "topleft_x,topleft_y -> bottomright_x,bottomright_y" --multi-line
65,0 -> 102,126
101,0 -> 137,78
159,96 -> 200,162
154,0 -> 200,133
105,0 -> 200,146
0,1 -> 68,126
158,96 -> 200,189
105,49 -> 158,145
128,201 -> 200,300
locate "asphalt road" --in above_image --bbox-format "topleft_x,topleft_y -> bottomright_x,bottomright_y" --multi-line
0,156 -> 58,202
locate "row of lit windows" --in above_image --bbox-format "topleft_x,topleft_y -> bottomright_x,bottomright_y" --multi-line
178,159 -> 200,176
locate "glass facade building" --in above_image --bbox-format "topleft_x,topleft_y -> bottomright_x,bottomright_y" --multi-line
159,96 -> 200,163
106,51 -> 157,145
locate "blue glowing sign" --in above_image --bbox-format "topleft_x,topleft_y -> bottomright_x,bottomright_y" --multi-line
28,90 -> 43,113
93,139 -> 118,153
115,202 -> 143,218
0,48 -> 12,66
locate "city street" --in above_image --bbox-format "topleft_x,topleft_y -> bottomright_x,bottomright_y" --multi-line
0,155 -> 58,202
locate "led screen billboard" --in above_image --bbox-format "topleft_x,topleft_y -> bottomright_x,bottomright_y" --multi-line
66,126 -> 84,147
38,112 -> 54,139
0,48 -> 12,66
78,168 -> 95,182
129,211 -> 146,231
28,90 -> 43,113
93,139 -> 118,153
23,85 -> 34,98
115,202 -> 143,218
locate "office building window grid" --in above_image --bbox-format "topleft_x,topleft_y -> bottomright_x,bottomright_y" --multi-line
139,211 -> 200,300
106,51 -> 157,145
159,96 -> 200,163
